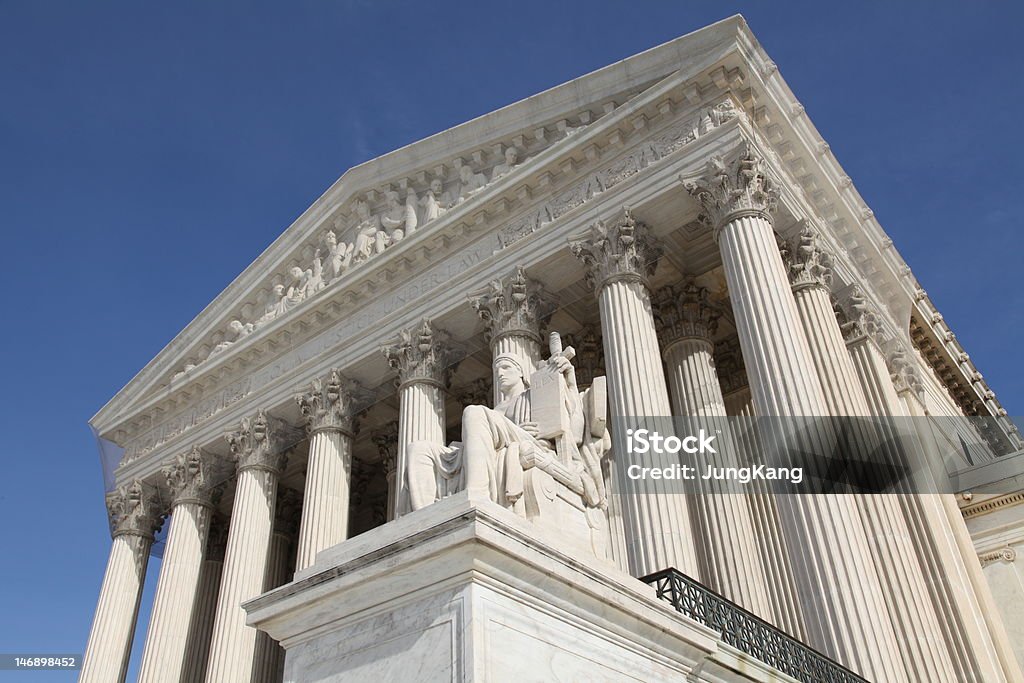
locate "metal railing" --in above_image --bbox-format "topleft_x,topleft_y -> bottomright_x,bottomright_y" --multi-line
641,568 -> 869,683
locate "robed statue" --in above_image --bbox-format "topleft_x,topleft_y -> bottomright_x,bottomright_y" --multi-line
406,332 -> 612,556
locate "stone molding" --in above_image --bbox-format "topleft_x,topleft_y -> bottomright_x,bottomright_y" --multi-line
960,491 -> 1024,520
653,278 -> 721,348
105,481 -> 163,540
784,223 -> 833,292
469,266 -> 556,346
226,410 -> 289,475
381,319 -> 459,390
162,446 -> 221,508
978,546 -> 1018,567
569,209 -> 663,292
294,369 -> 369,437
684,143 -> 779,235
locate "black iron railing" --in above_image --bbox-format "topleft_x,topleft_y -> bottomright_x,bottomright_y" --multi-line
641,568 -> 869,683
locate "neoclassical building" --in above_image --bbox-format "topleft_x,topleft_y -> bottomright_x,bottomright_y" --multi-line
82,15 -> 1024,683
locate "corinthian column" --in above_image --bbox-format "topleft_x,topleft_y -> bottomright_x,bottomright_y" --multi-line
181,518 -> 228,683
254,488 -> 300,683
81,481 -> 163,683
294,370 -> 367,571
570,210 -> 699,578
137,448 -> 221,683
785,237 -> 957,682
653,280 -> 772,620
204,411 -> 288,683
866,337 -> 1021,683
686,146 -> 906,681
470,266 -> 556,404
382,320 -> 456,515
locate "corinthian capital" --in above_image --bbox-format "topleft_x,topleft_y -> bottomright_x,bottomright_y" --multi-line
381,319 -> 458,388
836,285 -> 880,344
569,209 -> 662,291
653,279 -> 721,346
784,223 -> 833,291
886,342 -> 925,400
469,266 -> 556,345
295,369 -> 369,436
226,410 -> 288,474
163,446 -> 221,507
106,480 -> 163,540
685,143 -> 779,233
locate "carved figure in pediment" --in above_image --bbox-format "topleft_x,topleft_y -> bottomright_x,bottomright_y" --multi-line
308,249 -> 326,293
490,147 -> 520,181
457,164 -> 488,202
324,230 -> 354,281
209,319 -> 254,358
407,332 -> 611,544
420,178 -> 449,223
380,190 -> 409,243
255,284 -> 287,325
352,199 -> 386,263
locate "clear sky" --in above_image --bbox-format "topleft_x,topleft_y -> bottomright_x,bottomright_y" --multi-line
1,2 -> 1021,681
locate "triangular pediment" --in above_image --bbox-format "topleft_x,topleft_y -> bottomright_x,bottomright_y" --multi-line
91,15 -> 753,437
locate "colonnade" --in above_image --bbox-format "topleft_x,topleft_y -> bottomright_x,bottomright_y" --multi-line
80,144 -> 1020,683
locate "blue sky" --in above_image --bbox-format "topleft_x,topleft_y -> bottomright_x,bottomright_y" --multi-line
1,2 -> 1021,680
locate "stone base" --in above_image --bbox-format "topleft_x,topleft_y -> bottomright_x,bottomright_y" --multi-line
244,493 -> 791,682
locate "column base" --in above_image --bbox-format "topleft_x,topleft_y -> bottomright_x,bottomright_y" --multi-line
244,493 -> 790,682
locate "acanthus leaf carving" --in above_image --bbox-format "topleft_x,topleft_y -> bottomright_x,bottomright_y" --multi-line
105,480 -> 164,540
569,209 -> 662,290
685,143 -> 779,234
837,285 -> 881,344
295,369 -> 370,436
226,409 -> 289,475
654,278 -> 722,345
381,319 -> 459,388
784,223 -> 834,291
162,445 -> 221,507
469,266 -> 556,345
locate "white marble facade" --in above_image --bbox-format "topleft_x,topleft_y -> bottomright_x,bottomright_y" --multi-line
83,15 -> 1023,683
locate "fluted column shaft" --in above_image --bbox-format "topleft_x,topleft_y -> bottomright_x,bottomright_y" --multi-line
570,212 -> 699,578
791,274 -> 955,681
182,528 -> 226,683
81,482 -> 161,683
295,371 -> 365,570
137,501 -> 212,683
205,411 -> 286,683
253,524 -> 293,683
850,336 -> 1019,682
688,148 -> 906,680
663,336 -> 772,620
80,532 -> 153,683
295,430 -> 351,570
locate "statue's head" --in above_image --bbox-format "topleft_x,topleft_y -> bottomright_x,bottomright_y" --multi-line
325,230 -> 337,247
505,147 -> 518,164
494,353 -> 528,395
430,178 -> 443,194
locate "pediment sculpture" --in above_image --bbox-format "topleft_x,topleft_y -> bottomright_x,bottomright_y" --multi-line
406,332 -> 612,558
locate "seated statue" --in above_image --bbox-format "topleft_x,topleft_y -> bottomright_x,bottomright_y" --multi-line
406,333 -> 611,555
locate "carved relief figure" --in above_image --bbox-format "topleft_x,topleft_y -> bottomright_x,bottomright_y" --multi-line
352,199 -> 385,263
420,178 -> 448,223
209,319 -> 254,357
380,190 -> 408,243
324,230 -> 354,281
457,164 -> 488,202
490,146 -> 519,181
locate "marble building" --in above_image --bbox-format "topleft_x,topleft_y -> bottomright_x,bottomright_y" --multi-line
82,15 -> 1024,683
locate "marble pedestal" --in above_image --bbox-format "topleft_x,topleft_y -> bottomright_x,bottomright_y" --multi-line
244,494 -> 790,683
